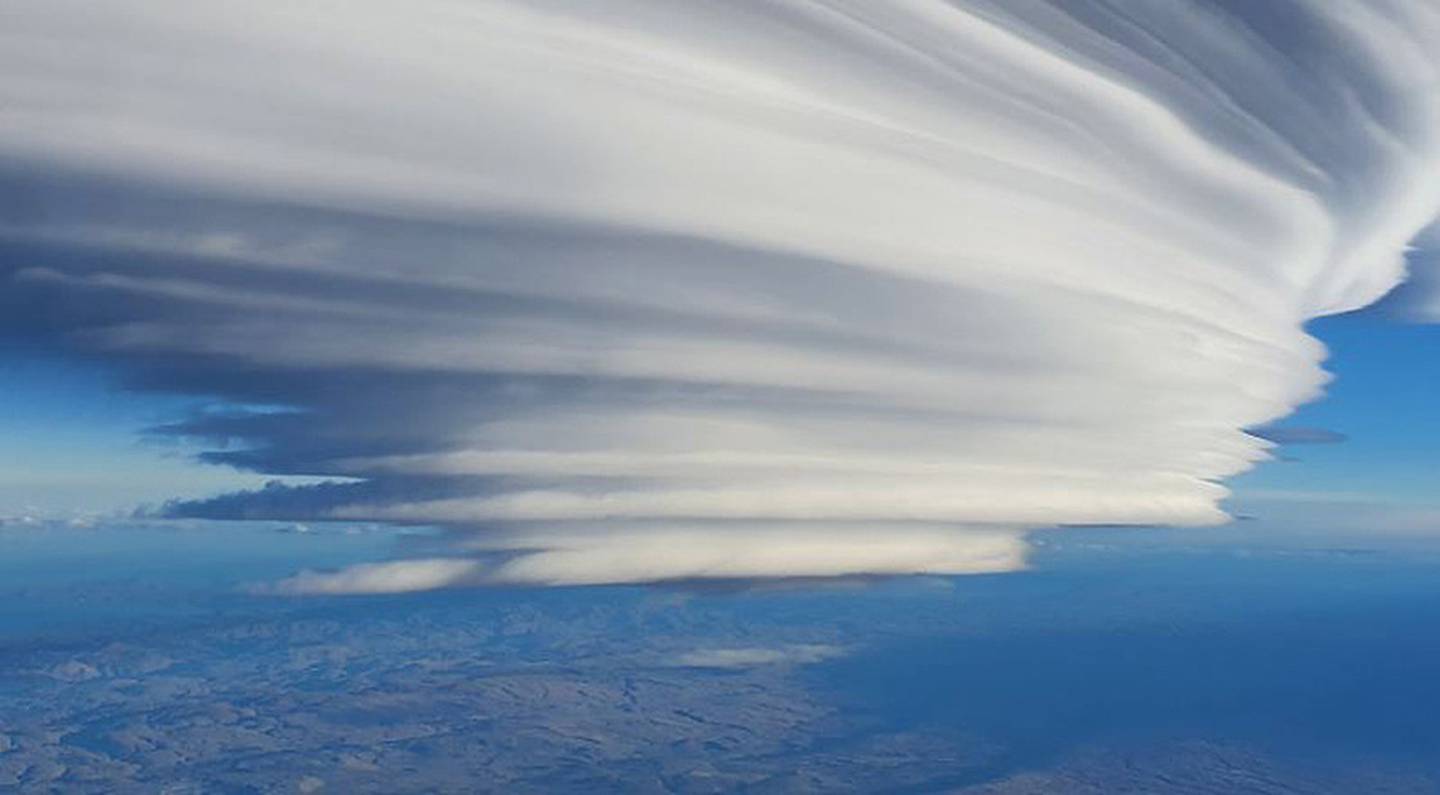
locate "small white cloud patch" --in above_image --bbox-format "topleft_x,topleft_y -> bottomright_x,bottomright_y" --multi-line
670,644 -> 847,670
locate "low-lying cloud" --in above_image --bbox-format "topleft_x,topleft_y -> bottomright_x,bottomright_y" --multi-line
3,1 -> 1439,585
261,558 -> 485,596
670,645 -> 847,670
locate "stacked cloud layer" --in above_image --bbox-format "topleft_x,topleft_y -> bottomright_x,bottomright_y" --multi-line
3,0 -> 1439,588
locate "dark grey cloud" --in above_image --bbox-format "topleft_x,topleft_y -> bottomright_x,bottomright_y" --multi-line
1246,426 -> 1349,446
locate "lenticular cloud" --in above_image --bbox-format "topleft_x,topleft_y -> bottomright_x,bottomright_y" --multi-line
3,1 -> 1439,589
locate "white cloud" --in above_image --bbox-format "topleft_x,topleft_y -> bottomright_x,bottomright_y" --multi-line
4,1 -> 1440,584
263,558 -> 483,596
670,644 -> 846,670
261,525 -> 1026,592
476,525 -> 1029,586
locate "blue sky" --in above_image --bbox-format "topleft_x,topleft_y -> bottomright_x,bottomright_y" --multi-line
0,346 -> 270,517
1228,306 -> 1440,506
